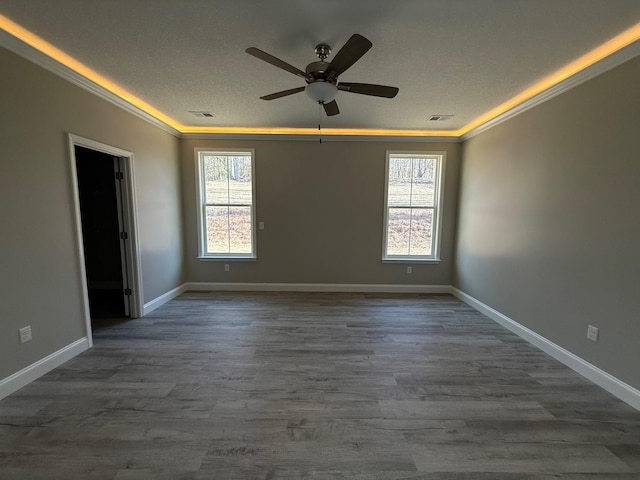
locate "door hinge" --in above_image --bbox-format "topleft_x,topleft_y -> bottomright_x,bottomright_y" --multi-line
115,171 -> 124,180
120,231 -> 128,240
124,288 -> 132,296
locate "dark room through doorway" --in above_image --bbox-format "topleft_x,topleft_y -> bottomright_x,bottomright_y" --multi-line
75,145 -> 131,329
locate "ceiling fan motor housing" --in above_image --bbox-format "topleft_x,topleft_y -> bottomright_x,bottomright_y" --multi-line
304,60 -> 338,102
305,61 -> 333,81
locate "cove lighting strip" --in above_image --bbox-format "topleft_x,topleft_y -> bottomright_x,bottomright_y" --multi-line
178,126 -> 460,137
460,21 -> 640,135
0,13 -> 181,131
1,13 -> 639,138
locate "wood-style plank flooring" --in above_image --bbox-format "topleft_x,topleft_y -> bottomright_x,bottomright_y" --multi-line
1,292 -> 639,479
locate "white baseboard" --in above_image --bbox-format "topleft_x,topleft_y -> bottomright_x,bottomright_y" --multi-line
184,282 -> 452,294
4,286 -> 638,412
450,287 -> 640,411
142,282 -> 450,318
0,337 -> 89,401
143,284 -> 189,316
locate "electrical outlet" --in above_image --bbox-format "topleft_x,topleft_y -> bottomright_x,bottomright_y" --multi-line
406,266 -> 412,274
224,264 -> 230,272
587,325 -> 599,342
19,326 -> 32,344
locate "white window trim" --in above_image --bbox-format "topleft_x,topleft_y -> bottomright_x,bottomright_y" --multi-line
195,148 -> 257,260
382,150 -> 446,263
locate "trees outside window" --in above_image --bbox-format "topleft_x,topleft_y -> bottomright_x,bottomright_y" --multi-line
196,150 -> 256,259
383,152 -> 445,261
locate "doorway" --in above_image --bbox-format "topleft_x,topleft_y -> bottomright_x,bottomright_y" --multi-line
68,135 -> 143,343
75,146 -> 129,323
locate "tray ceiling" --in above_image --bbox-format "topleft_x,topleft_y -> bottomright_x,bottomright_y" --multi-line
1,1 -> 639,135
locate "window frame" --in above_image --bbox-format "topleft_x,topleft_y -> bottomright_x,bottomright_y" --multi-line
195,148 -> 257,260
382,150 -> 446,263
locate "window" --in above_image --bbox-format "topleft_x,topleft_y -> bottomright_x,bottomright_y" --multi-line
383,151 -> 445,261
196,149 -> 256,259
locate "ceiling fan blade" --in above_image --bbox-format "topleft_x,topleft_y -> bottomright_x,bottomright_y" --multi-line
323,100 -> 340,116
325,34 -> 372,82
338,82 -> 399,98
260,86 -> 306,100
246,47 -> 312,81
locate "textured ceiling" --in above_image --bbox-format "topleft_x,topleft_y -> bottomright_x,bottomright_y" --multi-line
1,0 -> 640,133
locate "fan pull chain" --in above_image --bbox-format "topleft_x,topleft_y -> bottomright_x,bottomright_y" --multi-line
318,103 -> 322,144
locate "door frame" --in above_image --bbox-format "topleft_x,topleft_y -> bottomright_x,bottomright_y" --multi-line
68,133 -> 144,346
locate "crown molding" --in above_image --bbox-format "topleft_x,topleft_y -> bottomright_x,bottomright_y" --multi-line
0,29 -> 181,137
461,40 -> 640,141
180,132 -> 461,143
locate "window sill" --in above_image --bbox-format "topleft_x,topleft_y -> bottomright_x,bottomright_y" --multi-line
198,256 -> 257,262
382,258 -> 441,264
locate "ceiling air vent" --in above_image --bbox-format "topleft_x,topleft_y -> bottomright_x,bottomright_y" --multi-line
189,111 -> 215,117
428,114 -> 454,121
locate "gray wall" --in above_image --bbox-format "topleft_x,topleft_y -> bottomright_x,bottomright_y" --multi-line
5,31 -> 638,397
0,47 -> 184,379
181,139 -> 461,285
455,55 -> 640,389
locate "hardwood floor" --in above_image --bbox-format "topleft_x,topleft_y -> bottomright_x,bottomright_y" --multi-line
1,292 -> 639,479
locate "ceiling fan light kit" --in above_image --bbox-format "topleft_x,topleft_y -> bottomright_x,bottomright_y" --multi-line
246,33 -> 399,117
305,81 -> 337,103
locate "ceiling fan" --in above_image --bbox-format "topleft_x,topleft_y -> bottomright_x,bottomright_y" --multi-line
246,34 -> 399,117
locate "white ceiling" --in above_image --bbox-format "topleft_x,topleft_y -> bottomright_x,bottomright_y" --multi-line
1,1 -> 640,132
